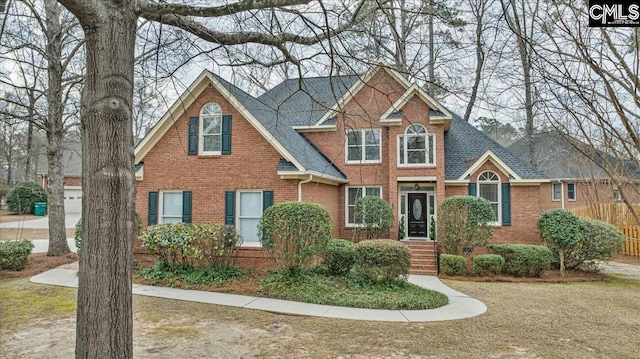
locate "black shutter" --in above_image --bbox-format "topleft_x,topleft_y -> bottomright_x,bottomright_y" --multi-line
468,183 -> 477,196
225,191 -> 235,225
263,191 -> 273,211
222,115 -> 232,155
148,191 -> 158,225
182,191 -> 192,223
501,183 -> 511,226
188,116 -> 198,155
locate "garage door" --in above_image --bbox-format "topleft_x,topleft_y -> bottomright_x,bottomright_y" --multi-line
64,188 -> 82,213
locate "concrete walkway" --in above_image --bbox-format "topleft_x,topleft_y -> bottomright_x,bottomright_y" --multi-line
30,239 -> 77,253
0,213 -> 81,229
30,265 -> 487,322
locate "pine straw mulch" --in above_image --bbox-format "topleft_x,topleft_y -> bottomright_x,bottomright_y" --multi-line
0,253 -> 78,280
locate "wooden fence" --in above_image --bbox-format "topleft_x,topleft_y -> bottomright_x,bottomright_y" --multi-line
570,203 -> 640,257
620,226 -> 640,257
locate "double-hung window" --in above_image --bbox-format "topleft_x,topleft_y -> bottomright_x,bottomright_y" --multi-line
567,183 -> 576,201
399,124 -> 435,166
478,171 -> 500,223
200,103 -> 222,154
147,190 -> 192,225
346,129 -> 381,163
552,183 -> 562,201
225,190 -> 273,246
346,186 -> 382,226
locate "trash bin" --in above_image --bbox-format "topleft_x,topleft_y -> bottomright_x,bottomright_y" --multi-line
34,202 -> 47,216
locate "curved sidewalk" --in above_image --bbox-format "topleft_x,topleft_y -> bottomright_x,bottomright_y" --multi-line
30,265 -> 487,322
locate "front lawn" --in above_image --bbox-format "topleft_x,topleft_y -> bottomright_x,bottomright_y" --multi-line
135,264 -> 449,310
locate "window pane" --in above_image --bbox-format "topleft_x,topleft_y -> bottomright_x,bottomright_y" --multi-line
348,206 -> 356,224
568,183 -> 576,200
366,187 -> 381,197
162,217 -> 182,224
348,188 -> 361,206
479,183 -> 498,202
365,145 -> 380,160
239,192 -> 262,217
400,195 -> 406,215
365,130 -> 379,145
162,192 -> 183,216
407,136 -> 425,150
347,131 -> 361,146
203,117 -> 221,134
408,150 -> 426,164
428,135 -> 434,164
202,103 -> 221,115
552,183 -> 561,200
399,136 -> 405,164
203,134 -> 221,152
348,147 -> 362,161
239,218 -> 260,243
491,204 -> 498,221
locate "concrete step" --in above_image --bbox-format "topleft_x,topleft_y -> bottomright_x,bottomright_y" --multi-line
409,269 -> 438,275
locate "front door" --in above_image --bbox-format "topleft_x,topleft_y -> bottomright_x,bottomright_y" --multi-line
408,193 -> 428,237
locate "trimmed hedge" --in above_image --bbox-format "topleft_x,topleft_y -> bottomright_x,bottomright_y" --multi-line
323,239 -> 356,276
0,240 -> 34,271
437,195 -> 495,257
489,244 -> 553,277
259,201 -> 332,273
440,254 -> 467,276
538,209 -> 588,273
5,181 -> 47,214
472,254 -> 505,276
139,223 -> 242,267
353,239 -> 411,282
570,218 -> 625,271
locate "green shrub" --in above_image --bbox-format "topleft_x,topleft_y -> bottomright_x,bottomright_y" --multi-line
75,212 -> 143,258
566,218 -> 625,271
0,240 -> 34,271
489,244 -> 553,277
139,222 -> 242,267
353,239 -> 411,282
322,239 -> 356,275
472,254 -> 505,276
259,201 -> 332,274
538,209 -> 588,275
5,181 -> 47,214
437,196 -> 495,257
353,196 -> 395,239
440,254 -> 467,276
137,260 -> 244,287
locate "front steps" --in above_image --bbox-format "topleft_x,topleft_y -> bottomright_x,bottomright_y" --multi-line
403,240 -> 438,276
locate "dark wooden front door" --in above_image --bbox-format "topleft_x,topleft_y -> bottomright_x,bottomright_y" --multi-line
408,193 -> 428,237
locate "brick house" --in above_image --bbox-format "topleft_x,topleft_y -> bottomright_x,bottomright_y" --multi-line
134,63 -> 549,272
37,138 -> 83,213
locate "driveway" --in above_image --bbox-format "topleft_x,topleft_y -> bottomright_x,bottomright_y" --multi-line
0,213 -> 81,229
599,261 -> 640,281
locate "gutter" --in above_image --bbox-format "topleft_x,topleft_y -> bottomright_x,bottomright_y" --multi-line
298,175 -> 313,201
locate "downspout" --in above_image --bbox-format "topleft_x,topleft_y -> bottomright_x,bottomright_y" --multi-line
298,175 -> 313,202
558,179 -> 565,210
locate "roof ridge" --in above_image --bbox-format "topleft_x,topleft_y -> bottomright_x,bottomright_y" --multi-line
298,133 -> 346,179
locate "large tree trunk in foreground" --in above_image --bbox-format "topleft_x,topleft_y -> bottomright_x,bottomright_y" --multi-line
74,6 -> 136,359
45,0 -> 71,256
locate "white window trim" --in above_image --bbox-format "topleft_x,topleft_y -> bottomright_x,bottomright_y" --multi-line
551,182 -> 562,202
159,190 -> 183,224
567,183 -> 576,202
345,129 -> 382,164
236,190 -> 264,247
345,185 -> 383,227
477,171 -> 501,226
397,132 -> 436,168
199,102 -> 222,156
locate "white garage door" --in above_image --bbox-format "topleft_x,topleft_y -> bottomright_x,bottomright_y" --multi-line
64,188 -> 83,213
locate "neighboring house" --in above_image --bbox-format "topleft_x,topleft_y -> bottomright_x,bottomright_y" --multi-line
36,139 -> 83,213
134,62 -> 549,271
507,131 -> 640,210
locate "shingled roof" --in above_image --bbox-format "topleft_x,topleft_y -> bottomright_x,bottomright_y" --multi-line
507,131 -> 640,180
444,114 -> 547,180
36,138 -> 82,177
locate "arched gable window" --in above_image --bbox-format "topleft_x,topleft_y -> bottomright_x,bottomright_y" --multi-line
200,103 -> 222,154
398,124 -> 435,165
478,171 -> 500,222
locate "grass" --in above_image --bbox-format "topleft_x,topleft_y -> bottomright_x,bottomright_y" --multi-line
259,270 -> 449,310
2,276 -> 640,358
0,279 -> 77,327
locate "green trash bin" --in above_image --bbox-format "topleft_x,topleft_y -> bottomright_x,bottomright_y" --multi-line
34,202 -> 47,216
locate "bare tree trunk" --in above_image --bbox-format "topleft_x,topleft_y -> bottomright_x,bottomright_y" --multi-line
44,0 -> 71,256
428,0 -> 435,97
25,100 -> 34,180
74,6 -> 136,359
463,0 -> 488,122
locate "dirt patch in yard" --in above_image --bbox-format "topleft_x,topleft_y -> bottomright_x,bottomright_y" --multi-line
0,210 -> 38,223
0,228 -> 75,241
0,253 -> 78,279
614,255 -> 640,266
440,268 -> 608,283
